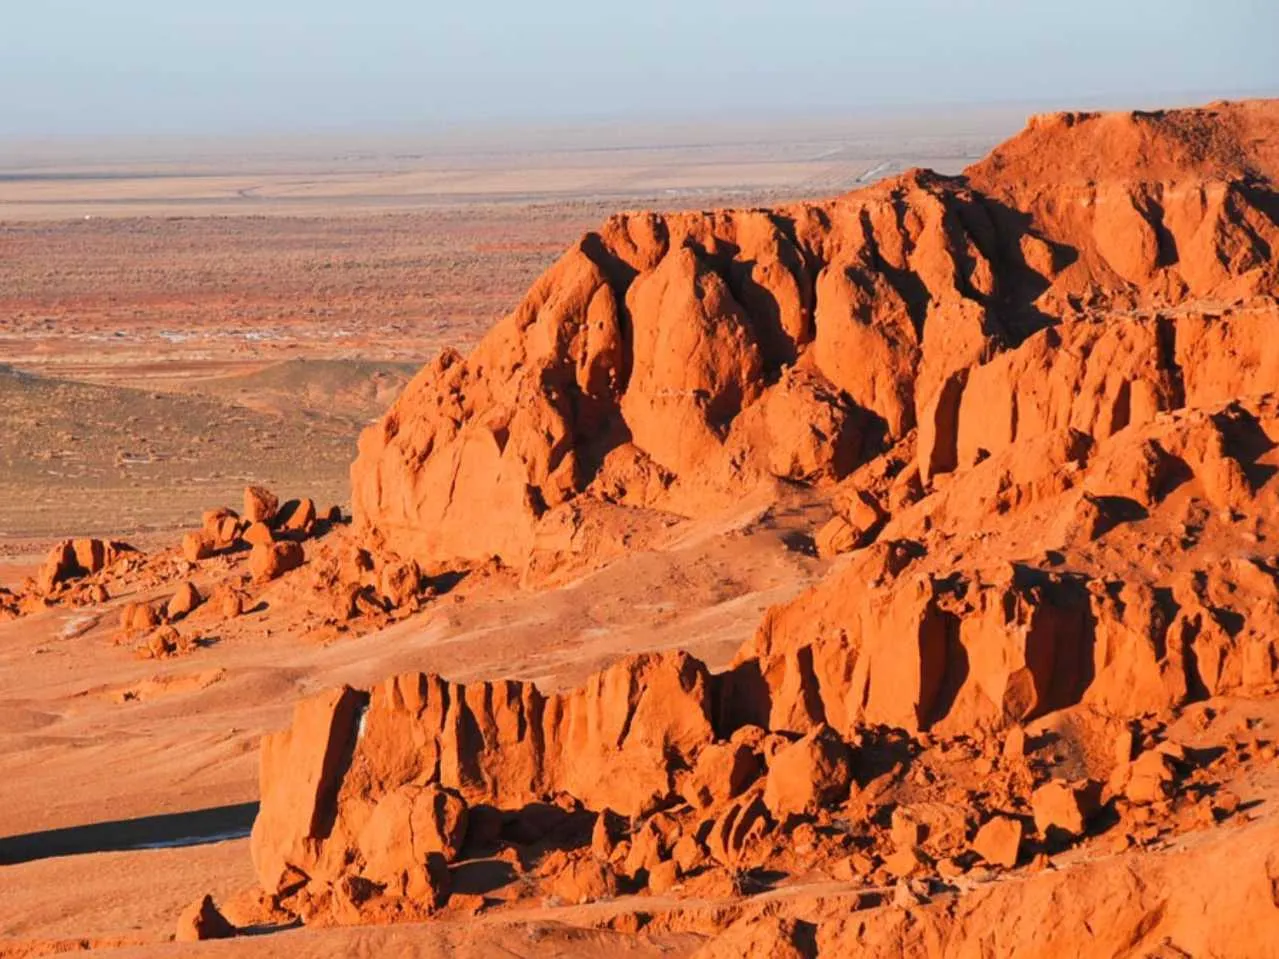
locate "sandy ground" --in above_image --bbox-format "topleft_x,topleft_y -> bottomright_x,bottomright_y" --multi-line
1,110 -> 1022,219
0,111 -> 1018,542
0,494 -> 826,954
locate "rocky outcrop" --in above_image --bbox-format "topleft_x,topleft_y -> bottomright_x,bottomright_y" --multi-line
250,100 -> 1279,937
750,390 -> 1279,735
350,103 -> 1279,583
247,652 -> 752,921
34,538 -> 134,595
250,651 -> 719,896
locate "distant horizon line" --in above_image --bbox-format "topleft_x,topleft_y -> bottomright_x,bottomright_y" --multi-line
4,85 -> 1276,171
7,84 -> 1275,142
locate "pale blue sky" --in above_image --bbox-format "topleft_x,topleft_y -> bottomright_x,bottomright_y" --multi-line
4,0 -> 1277,137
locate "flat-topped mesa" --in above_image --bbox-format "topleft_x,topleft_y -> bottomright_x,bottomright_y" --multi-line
964,101 -> 1279,308
968,100 -> 1279,192
350,101 -> 1279,579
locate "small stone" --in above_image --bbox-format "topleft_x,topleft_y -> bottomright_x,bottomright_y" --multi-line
792,821 -> 818,854
892,877 -> 925,907
883,845 -> 925,878
1031,780 -> 1098,839
166,581 -> 203,621
1108,831 -> 1133,854
890,808 -> 925,849
1003,726 -> 1027,760
971,816 -> 1022,869
174,893 -> 235,942
181,531 -> 216,563
1212,789 -> 1241,819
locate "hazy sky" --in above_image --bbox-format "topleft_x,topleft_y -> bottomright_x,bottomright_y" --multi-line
4,0 -> 1277,138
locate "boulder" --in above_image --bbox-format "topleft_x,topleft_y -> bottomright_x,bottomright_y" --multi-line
356,785 -> 468,888
146,625 -> 186,658
244,485 -> 280,525
1123,749 -> 1178,805
120,601 -> 160,636
202,508 -> 241,548
71,538 -> 107,575
166,581 -> 202,621
680,741 -> 762,810
648,858 -> 680,895
623,814 -> 674,878
540,851 -> 618,904
277,498 -> 317,538
378,558 -> 422,608
590,808 -> 624,861
971,815 -> 1023,868
209,585 -> 246,619
762,726 -> 853,818
672,834 -> 707,874
816,489 -> 885,558
814,516 -> 860,559
1031,780 -> 1099,839
249,541 -> 305,582
242,521 -> 275,548
181,532 -> 216,563
706,791 -> 771,869
36,541 -> 78,593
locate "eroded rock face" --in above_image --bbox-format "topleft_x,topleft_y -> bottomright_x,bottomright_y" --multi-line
348,172 -> 1007,574
351,104 -> 1279,585
250,101 -> 1279,935
250,651 -> 730,912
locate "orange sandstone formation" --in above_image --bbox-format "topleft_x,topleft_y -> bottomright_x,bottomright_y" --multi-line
350,100 -> 1279,587
249,101 -> 1279,944
4,100 -> 1266,953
